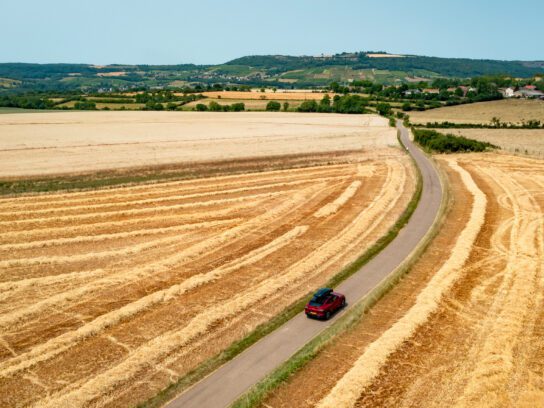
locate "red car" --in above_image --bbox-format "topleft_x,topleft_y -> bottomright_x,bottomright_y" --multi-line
305,288 -> 346,320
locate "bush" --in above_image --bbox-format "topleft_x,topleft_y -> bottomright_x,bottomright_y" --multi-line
297,100 -> 318,112
376,102 -> 392,116
413,129 -> 498,153
401,102 -> 413,112
283,102 -> 289,111
209,101 -> 222,111
229,102 -> 245,112
266,101 -> 281,111
332,95 -> 368,114
195,103 -> 208,111
318,95 -> 332,112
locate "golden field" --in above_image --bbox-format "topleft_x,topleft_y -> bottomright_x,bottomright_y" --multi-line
261,153 -> 544,408
0,112 -> 396,177
410,99 -> 544,124
436,128 -> 544,158
0,147 -> 414,407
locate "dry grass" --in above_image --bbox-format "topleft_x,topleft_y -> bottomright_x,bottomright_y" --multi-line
0,112 -> 395,177
0,148 -> 415,407
410,99 -> 544,125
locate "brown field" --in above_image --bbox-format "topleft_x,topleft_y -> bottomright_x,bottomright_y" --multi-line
410,99 -> 544,124
0,146 -> 415,407
195,91 -> 334,100
0,112 -> 395,177
182,98 -> 303,111
263,153 -> 544,408
436,128 -> 544,158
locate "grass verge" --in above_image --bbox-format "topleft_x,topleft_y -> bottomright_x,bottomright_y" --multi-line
229,128 -> 450,408
139,129 -> 425,408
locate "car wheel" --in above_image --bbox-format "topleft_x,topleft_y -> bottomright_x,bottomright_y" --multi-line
325,311 -> 331,320
341,298 -> 346,307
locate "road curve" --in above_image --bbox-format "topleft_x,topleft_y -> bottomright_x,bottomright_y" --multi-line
166,122 -> 443,408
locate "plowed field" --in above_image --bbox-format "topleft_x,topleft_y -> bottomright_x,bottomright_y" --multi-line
0,148 -> 414,407
263,153 -> 544,408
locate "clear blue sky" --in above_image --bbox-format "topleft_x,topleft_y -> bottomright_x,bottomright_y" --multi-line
1,0 -> 542,65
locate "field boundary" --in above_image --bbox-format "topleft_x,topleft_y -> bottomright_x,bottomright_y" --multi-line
139,147 -> 422,408
228,129 -> 450,408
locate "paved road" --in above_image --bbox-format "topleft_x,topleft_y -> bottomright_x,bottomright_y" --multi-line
166,122 -> 443,408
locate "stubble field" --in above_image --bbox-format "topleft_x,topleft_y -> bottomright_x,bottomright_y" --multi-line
0,112 -> 394,177
261,153 -> 544,408
196,91 -> 335,100
410,99 -> 544,124
0,111 -> 414,407
435,128 -> 544,157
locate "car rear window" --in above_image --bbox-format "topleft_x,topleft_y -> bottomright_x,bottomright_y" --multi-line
309,295 -> 328,306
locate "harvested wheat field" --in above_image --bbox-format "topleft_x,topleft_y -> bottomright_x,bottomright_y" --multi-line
435,128 -> 544,158
262,153 -> 544,408
0,112 -> 395,177
182,98 -> 304,111
0,146 -> 415,407
410,99 -> 544,125
195,91 -> 334,100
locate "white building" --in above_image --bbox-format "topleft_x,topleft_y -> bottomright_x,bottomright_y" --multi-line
502,87 -> 515,98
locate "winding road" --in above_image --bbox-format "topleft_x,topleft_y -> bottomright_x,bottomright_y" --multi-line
166,122 -> 443,408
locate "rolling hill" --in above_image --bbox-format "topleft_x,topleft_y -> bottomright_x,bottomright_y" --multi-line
0,51 -> 543,92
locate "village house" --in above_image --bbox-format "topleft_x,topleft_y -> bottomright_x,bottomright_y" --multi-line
403,89 -> 421,96
500,87 -> 516,98
514,88 -> 544,99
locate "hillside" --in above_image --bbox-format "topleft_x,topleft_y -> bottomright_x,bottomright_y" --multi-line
1,51 -> 543,93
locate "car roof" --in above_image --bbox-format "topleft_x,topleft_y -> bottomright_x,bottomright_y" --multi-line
314,288 -> 333,297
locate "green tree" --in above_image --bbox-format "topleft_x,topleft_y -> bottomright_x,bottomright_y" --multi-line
332,95 -> 367,114
318,95 -> 332,112
230,102 -> 245,112
209,101 -> 222,111
195,103 -> 208,111
401,102 -> 413,112
297,100 -> 318,112
266,101 -> 281,111
283,102 -> 290,111
376,102 -> 392,116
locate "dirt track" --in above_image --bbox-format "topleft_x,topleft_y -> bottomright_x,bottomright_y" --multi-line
267,153 -> 544,408
0,148 -> 414,407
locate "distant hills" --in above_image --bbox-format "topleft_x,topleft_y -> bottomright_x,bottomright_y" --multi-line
1,52 -> 543,93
